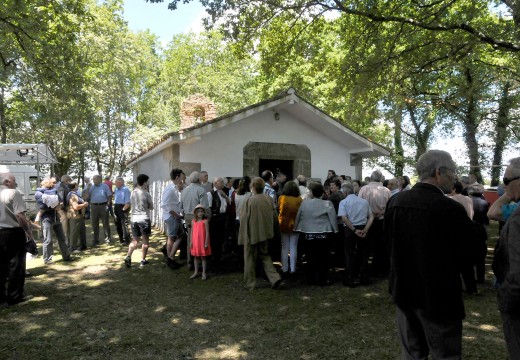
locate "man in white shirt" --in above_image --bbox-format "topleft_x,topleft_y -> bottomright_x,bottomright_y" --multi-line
0,173 -> 34,307
161,169 -> 184,269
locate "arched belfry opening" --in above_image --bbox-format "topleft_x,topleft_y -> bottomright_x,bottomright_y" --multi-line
180,94 -> 218,130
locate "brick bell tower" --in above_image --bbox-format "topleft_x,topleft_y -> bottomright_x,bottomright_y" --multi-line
180,94 -> 218,130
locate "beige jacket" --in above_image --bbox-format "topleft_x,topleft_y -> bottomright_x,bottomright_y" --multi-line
238,193 -> 278,246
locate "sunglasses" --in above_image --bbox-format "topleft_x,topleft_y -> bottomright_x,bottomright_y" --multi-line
503,176 -> 520,186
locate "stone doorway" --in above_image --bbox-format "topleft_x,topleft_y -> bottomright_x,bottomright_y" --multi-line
243,142 -> 311,180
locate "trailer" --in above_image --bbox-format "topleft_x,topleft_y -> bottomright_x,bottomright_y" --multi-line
0,144 -> 58,215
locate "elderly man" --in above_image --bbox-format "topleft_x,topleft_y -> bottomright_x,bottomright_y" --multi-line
238,177 -> 284,291
493,156 -> 520,359
338,182 -> 373,287
88,174 -> 113,246
208,177 -> 231,267
358,169 -> 391,278
67,181 -> 89,252
297,174 -> 309,198
181,172 -> 210,270
385,150 -> 474,359
113,177 -> 131,245
161,168 -> 184,269
261,170 -> 277,205
0,173 -> 35,307
386,178 -> 401,197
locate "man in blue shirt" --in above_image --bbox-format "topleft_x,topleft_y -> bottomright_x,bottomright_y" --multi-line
87,174 -> 113,246
338,182 -> 373,287
113,177 -> 131,245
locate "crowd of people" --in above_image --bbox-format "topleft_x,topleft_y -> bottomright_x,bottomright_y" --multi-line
1,149 -> 520,359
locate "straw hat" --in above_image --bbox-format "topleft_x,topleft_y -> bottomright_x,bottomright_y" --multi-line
194,204 -> 206,212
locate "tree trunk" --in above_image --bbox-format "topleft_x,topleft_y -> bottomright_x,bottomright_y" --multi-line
491,81 -> 512,186
462,68 -> 483,183
393,104 -> 404,176
405,102 -> 431,161
0,87 -> 6,143
54,155 -> 73,178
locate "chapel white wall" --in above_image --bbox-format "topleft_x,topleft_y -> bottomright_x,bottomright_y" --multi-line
180,110 -> 358,182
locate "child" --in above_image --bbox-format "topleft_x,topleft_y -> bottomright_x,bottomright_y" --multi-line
33,177 -> 61,226
190,204 -> 211,280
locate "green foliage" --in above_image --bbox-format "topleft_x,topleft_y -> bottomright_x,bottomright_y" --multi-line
174,0 -> 520,178
2,0 -> 519,181
157,31 -> 258,131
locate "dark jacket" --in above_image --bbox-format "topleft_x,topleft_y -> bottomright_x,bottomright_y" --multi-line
210,190 -> 222,216
493,205 -> 520,314
385,182 -> 475,320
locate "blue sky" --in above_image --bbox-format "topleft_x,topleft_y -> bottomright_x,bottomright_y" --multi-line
123,0 -> 205,41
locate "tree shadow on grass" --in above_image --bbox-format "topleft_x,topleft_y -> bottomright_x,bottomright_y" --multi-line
0,225 -> 508,360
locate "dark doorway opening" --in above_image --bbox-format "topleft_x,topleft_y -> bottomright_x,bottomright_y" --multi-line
259,159 -> 293,181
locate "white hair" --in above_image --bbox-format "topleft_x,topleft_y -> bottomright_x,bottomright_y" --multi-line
416,150 -> 456,181
0,172 -> 11,185
509,157 -> 520,177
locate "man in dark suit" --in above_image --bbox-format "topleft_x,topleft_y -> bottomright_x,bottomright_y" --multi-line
385,150 -> 474,359
208,177 -> 230,268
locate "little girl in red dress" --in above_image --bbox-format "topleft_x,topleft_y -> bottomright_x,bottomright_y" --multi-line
190,204 -> 211,280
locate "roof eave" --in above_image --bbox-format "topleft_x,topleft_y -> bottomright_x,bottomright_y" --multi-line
126,136 -> 177,168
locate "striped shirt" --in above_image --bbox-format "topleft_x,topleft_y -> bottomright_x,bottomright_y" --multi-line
358,182 -> 391,220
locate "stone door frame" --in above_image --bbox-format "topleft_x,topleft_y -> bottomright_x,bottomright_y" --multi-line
243,142 -> 311,178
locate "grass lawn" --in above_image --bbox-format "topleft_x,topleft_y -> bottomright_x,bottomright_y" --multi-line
0,221 -> 508,359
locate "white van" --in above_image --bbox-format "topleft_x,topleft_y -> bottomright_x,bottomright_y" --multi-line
0,164 -> 40,214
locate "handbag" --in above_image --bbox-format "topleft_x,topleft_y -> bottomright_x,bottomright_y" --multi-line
25,238 -> 38,255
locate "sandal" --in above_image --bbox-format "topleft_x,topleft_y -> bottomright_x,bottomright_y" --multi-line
190,273 -> 199,279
